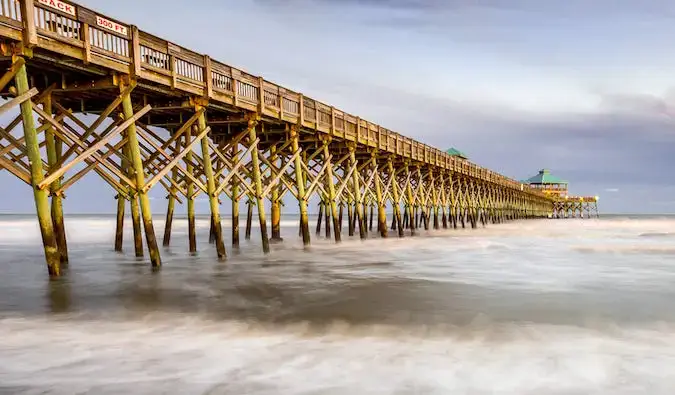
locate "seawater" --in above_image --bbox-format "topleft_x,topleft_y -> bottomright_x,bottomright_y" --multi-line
1,214 -> 675,394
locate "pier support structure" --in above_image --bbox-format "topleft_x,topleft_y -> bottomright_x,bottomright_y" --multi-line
0,2 -> 588,277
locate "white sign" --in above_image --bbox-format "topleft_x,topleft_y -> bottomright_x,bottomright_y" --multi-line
95,15 -> 128,36
37,0 -> 76,16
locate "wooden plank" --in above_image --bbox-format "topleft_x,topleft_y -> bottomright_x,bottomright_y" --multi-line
0,155 -> 31,185
0,87 -> 38,117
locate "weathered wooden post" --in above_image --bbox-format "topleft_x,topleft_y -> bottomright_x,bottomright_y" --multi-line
186,126 -> 197,253
348,146 -> 366,239
324,200 -> 331,239
430,170 -> 440,230
290,128 -> 310,245
248,121 -> 270,253
372,155 -> 387,238
338,203 -> 344,234
404,164 -> 416,236
120,81 -> 161,266
43,94 -> 68,264
14,57 -> 60,275
347,200 -> 355,236
245,198 -> 253,240
316,201 -> 323,236
162,166 -> 177,246
323,140 -> 341,242
114,194 -> 125,251
387,159 -> 404,237
197,107 -> 226,259
270,145 -> 283,243
232,144 -> 241,248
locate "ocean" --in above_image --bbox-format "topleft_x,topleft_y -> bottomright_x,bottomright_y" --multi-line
0,213 -> 674,394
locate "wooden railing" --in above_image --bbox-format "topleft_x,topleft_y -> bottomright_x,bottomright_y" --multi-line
0,0 -> 550,199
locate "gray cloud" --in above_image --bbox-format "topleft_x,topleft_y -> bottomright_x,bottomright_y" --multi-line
277,0 -> 675,14
1,0 -> 670,215
312,80 -> 675,206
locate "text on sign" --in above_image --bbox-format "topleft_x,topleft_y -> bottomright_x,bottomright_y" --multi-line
96,15 -> 128,36
37,0 -> 76,17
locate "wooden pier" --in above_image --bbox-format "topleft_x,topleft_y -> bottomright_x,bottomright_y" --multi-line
522,169 -> 599,219
0,0 -> 566,277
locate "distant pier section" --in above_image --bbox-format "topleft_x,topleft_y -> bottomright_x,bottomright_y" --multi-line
0,0 -> 597,277
522,169 -> 599,219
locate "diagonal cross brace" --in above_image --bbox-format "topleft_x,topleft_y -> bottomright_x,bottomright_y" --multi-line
142,126 -> 211,193
35,104 -> 151,190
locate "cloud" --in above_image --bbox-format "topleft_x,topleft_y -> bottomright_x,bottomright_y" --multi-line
0,0 -> 670,215
605,188 -> 620,193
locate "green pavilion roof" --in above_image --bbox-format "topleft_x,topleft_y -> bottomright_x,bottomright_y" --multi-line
522,169 -> 568,185
445,147 -> 468,159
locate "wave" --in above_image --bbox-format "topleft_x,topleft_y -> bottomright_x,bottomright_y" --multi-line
573,245 -> 675,255
639,232 -> 675,238
1,314 -> 675,394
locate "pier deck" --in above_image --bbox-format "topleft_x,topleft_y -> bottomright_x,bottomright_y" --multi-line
0,0 -> 562,276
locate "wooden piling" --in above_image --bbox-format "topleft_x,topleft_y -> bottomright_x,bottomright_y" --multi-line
372,156 -> 387,238
430,170 -> 440,230
122,123 -> 143,257
323,142 -> 340,242
197,109 -> 226,259
248,122 -> 270,254
316,202 -> 323,236
185,126 -> 197,253
162,168 -> 177,246
291,130 -> 310,245
338,204 -> 344,234
208,215 -> 215,244
15,61 -> 60,276
349,148 -> 366,239
404,165 -> 416,236
325,202 -> 331,238
387,160 -> 403,238
121,84 -> 161,267
347,201 -> 354,236
114,194 -> 125,252
245,199 -> 253,240
402,207 -> 409,230
130,196 -> 144,256
232,144 -> 241,248
43,94 -> 68,264
270,145 -> 282,243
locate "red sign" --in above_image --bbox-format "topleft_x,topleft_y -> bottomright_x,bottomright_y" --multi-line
37,0 -> 76,16
95,15 -> 128,36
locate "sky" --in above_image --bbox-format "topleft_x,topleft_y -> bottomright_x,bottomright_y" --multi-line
2,0 -> 675,214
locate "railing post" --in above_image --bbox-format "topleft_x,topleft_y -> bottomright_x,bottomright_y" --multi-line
19,0 -> 38,49
355,117 -> 361,142
203,55 -> 212,98
298,94 -> 304,125
130,25 -> 141,77
330,106 -> 335,135
257,76 -> 264,113
82,23 -> 91,64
